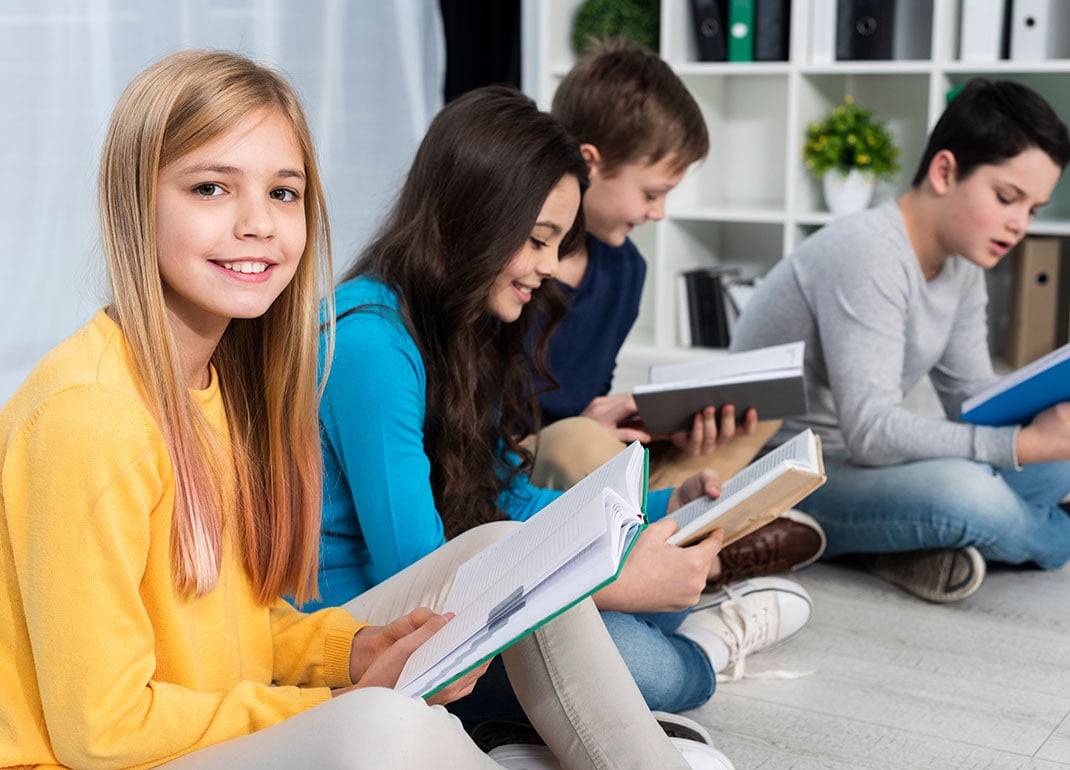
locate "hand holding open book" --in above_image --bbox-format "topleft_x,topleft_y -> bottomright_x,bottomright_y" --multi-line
959,341 -> 1070,426
632,342 -> 808,435
667,429 -> 827,547
394,442 -> 649,698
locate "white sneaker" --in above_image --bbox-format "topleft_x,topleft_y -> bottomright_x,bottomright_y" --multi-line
486,743 -> 558,769
679,576 -> 813,682
671,737 -> 737,770
485,738 -> 735,770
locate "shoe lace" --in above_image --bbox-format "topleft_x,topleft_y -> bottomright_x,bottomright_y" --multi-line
714,586 -> 814,684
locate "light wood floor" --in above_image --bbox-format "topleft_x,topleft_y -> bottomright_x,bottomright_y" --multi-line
685,559 -> 1070,769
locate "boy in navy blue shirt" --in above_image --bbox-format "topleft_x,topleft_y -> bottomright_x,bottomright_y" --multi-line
524,39 -> 825,588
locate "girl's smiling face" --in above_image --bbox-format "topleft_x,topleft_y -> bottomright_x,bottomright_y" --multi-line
486,174 -> 582,323
155,107 -> 307,341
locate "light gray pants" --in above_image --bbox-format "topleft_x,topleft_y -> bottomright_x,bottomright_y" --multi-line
160,522 -> 688,770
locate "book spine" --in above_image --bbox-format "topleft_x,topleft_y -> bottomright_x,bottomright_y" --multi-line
836,0 -> 897,60
727,0 -> 756,61
676,273 -> 692,347
1006,237 -> 1062,368
959,0 -> 1006,61
811,0 -> 836,63
684,271 -> 708,346
690,0 -> 728,61
754,0 -> 791,61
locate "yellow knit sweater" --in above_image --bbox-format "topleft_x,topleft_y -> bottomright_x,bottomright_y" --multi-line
0,311 -> 365,769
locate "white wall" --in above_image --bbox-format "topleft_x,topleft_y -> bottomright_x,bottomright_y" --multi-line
0,0 -> 444,403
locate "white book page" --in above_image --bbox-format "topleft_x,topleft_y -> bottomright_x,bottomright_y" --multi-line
397,493 -> 644,697
667,430 -> 817,534
395,445 -> 645,694
645,341 -> 804,387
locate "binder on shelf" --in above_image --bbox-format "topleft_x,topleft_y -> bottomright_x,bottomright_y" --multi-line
754,0 -> 791,61
1009,0 -> 1070,61
727,0 -> 756,61
810,0 -> 836,62
836,0 -> 897,60
959,0 -> 1006,61
1005,237 -> 1062,369
690,0 -> 728,61
892,0 -> 932,60
681,268 -> 734,348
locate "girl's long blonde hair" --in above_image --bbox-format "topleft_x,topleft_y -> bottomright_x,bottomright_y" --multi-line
98,49 -> 333,604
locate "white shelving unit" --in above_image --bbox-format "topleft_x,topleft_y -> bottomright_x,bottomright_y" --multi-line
522,0 -> 1070,391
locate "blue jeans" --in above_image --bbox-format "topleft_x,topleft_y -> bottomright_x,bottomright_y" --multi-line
798,455 -> 1070,569
601,609 -> 716,712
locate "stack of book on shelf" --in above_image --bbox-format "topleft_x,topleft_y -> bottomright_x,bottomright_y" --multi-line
633,341 -> 807,435
677,267 -> 757,349
689,0 -> 791,62
960,0 -> 1070,61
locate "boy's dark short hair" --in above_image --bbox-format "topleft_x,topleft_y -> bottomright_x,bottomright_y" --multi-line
552,37 -> 708,177
911,78 -> 1070,187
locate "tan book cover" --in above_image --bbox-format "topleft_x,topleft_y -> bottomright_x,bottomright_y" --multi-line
667,430 -> 826,547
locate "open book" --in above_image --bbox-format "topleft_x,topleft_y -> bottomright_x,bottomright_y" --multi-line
395,442 -> 649,698
632,342 -> 807,435
667,429 -> 826,547
959,341 -> 1070,426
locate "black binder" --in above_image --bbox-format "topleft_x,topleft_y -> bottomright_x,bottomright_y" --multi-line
754,0 -> 791,61
690,0 -> 728,61
683,268 -> 731,348
836,0 -> 896,60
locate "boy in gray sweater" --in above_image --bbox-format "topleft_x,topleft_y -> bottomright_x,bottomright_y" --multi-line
730,79 -> 1070,602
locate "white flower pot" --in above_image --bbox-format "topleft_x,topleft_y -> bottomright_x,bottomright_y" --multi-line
822,168 -> 875,217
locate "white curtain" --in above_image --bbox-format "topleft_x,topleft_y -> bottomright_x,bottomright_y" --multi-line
0,0 -> 444,402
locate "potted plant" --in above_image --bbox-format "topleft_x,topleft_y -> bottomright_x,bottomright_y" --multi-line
803,96 -> 899,216
571,0 -> 660,55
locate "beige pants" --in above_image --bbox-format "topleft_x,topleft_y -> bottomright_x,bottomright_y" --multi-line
526,416 -> 781,491
160,522 -> 687,770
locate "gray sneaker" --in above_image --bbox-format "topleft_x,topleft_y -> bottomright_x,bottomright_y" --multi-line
871,546 -> 986,603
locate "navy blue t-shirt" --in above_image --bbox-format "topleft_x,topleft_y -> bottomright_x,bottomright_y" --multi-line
527,234 -> 646,425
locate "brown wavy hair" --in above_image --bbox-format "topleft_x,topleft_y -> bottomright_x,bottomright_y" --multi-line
340,86 -> 587,538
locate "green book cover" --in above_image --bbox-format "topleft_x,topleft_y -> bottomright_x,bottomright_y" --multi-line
728,0 -> 755,61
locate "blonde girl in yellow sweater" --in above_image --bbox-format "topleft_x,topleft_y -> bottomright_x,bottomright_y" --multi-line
0,50 -> 704,770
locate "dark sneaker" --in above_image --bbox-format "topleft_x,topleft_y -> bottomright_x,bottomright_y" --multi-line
650,711 -> 713,745
709,509 -> 827,589
871,546 -> 986,603
472,712 -> 713,751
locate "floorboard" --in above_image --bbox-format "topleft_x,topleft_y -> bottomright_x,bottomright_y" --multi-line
685,560 -> 1070,769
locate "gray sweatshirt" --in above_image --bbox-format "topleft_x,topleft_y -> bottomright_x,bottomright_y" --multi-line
730,200 -> 1019,468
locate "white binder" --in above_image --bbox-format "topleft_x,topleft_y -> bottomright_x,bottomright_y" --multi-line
959,0 -> 1005,61
1009,0 -> 1070,61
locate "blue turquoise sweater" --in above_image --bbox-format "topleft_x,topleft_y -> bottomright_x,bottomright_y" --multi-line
311,276 -> 670,610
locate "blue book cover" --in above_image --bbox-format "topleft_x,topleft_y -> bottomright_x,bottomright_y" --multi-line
959,342 -> 1070,426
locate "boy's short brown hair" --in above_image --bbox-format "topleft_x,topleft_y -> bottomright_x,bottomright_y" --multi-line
552,38 -> 708,177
